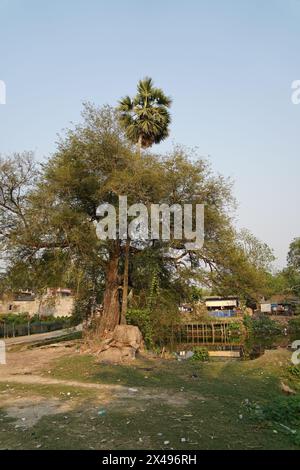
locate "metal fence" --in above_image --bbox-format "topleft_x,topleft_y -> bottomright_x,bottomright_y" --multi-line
0,321 -> 68,339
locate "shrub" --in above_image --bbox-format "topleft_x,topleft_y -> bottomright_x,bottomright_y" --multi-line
294,304 -> 300,316
190,346 -> 209,362
244,315 -> 282,337
0,313 -> 29,324
288,317 -> 300,334
0,313 -> 71,327
251,395 -> 300,445
228,321 -> 242,331
262,395 -> 300,425
127,308 -> 153,348
288,364 -> 300,378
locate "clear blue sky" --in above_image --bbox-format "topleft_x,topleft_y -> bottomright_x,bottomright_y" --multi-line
0,0 -> 299,268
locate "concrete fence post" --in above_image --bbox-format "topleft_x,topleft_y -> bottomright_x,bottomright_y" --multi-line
0,340 -> 6,364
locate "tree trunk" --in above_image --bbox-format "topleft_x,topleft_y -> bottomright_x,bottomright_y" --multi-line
99,244 -> 121,336
120,239 -> 130,324
138,135 -> 142,157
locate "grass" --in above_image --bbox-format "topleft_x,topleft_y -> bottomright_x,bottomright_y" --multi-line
0,346 -> 300,449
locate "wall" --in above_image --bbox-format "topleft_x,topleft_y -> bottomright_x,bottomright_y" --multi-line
0,295 -> 74,318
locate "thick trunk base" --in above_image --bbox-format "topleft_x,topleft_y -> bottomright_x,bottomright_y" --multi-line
98,248 -> 120,336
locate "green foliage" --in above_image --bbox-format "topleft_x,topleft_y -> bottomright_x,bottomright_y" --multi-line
227,321 -> 242,332
281,267 -> 300,297
190,346 -> 209,362
0,313 -> 71,327
189,285 -> 204,302
237,228 -> 275,271
260,395 -> 300,444
266,237 -> 300,299
0,103 -> 282,335
147,268 -> 160,309
243,313 -> 252,330
0,313 -> 29,324
288,317 -> 300,334
295,304 -> 300,316
244,315 -> 282,337
227,321 -> 243,338
127,308 -> 153,348
288,237 -> 300,271
287,364 -> 300,378
264,395 -> 300,424
72,296 -> 92,325
117,77 -> 172,149
244,393 -> 300,445
127,280 -> 181,350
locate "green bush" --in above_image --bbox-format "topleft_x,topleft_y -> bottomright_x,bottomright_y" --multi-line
127,308 -> 153,348
244,315 -> 282,337
294,304 -> 300,316
0,313 -> 30,324
0,313 -> 71,327
190,346 -> 209,362
262,395 -> 300,424
228,321 -> 242,331
288,317 -> 300,334
243,313 -> 252,330
288,364 -> 300,378
227,321 -> 243,338
252,395 -> 300,445
127,287 -> 180,350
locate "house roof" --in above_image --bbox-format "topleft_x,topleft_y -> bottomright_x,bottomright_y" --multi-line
261,294 -> 300,305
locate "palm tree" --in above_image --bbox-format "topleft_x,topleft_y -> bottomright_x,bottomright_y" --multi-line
117,78 -> 172,324
117,77 -> 172,154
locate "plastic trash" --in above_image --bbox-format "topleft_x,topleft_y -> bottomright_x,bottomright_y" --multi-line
175,351 -> 194,361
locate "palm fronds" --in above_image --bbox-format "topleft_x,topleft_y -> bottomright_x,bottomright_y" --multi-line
117,77 -> 172,149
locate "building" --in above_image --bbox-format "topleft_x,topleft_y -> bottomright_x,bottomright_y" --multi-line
204,296 -> 240,318
179,303 -> 193,313
0,288 -> 74,318
260,295 -> 300,316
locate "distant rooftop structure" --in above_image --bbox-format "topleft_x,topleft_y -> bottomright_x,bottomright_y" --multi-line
13,291 -> 36,302
204,296 -> 239,318
205,296 -> 239,308
260,295 -> 300,315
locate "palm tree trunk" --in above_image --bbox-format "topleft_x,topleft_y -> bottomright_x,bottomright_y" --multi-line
138,135 -> 142,157
99,243 -> 121,336
120,239 -> 130,324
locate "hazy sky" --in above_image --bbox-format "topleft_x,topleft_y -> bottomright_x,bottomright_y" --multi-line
0,0 -> 299,268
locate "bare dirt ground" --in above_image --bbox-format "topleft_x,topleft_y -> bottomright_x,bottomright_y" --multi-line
0,343 -> 192,433
0,342 -> 122,390
0,343 -> 298,450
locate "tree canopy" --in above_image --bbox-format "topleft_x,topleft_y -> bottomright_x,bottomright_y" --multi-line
0,103 -> 278,333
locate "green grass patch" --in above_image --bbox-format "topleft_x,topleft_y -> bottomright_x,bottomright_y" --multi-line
1,348 -> 300,449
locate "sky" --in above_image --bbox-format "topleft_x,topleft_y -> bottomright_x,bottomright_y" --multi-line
0,0 -> 299,268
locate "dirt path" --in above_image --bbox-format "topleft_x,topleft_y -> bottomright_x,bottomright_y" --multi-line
1,342 -> 78,375
0,342 -> 193,431
0,342 -> 125,392
0,372 -> 127,391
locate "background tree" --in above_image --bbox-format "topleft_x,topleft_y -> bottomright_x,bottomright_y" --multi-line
255,238 -> 300,300
237,228 -> 275,271
281,237 -> 300,297
287,237 -> 300,271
